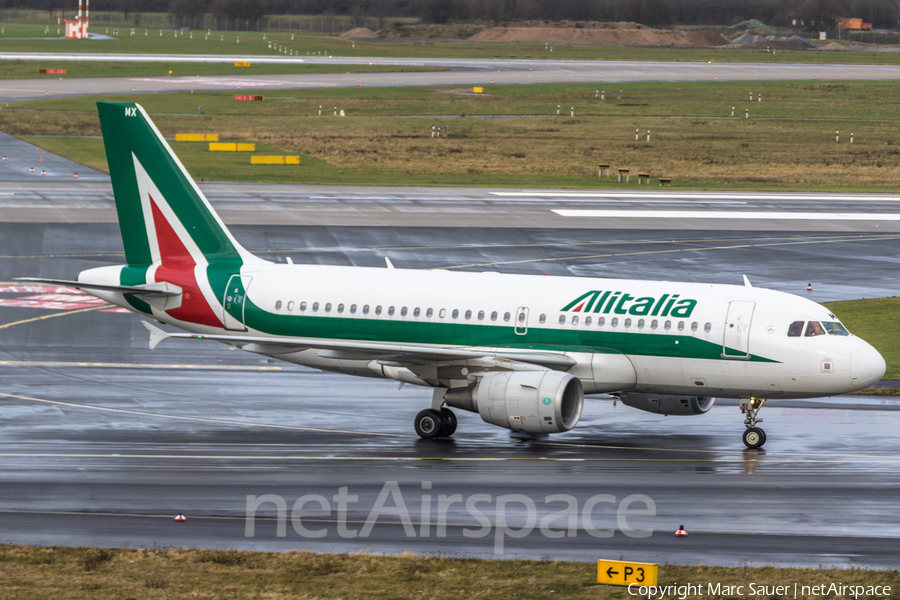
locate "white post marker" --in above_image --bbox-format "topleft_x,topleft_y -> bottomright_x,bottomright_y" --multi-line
746,108 -> 749,119
557,105 -> 560,115
601,91 -> 605,100
318,105 -> 321,115
750,91 -> 753,101
836,131 -> 839,143
647,130 -> 650,142
731,106 -> 734,117
570,107 -> 574,117
334,107 -> 337,116
635,128 -> 639,141
851,133 -> 854,144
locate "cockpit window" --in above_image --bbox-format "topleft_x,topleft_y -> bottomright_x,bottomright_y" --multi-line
787,321 -> 804,337
805,321 -> 826,337
823,321 -> 850,336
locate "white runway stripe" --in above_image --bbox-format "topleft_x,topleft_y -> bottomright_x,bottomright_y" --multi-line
553,209 -> 900,221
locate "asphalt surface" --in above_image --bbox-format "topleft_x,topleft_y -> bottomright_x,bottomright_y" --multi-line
2,222 -> 900,567
3,55 -> 900,102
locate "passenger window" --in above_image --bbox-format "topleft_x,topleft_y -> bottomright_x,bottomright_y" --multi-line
478,310 -> 485,320
452,309 -> 459,319
362,305 -> 369,314
426,308 -> 433,318
388,306 -> 395,316
504,312 -> 511,322
664,320 -> 671,330
350,304 -> 357,314
325,303 -> 332,312
337,303 -> 344,313
275,300 -> 282,310
598,317 -> 605,326
491,311 -> 498,321
624,318 -> 631,328
677,321 -> 684,331
375,305 -> 382,315
637,319 -> 644,329
518,312 -> 526,323
539,314 -> 547,324
413,307 -> 420,317
400,307 -> 407,316
312,302 -> 319,312
805,321 -> 826,337
287,301 -> 294,311
611,317 -> 618,327
651,319 -> 658,330
465,310 -> 472,320
691,322 -> 698,332
300,302 -> 307,311
823,321 -> 850,336
787,321 -> 804,337
559,315 -> 566,325
704,322 -> 711,332
572,315 -> 579,326
585,316 -> 592,326
439,308 -> 446,318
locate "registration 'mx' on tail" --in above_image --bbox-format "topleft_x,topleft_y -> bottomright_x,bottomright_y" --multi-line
18,102 -> 266,329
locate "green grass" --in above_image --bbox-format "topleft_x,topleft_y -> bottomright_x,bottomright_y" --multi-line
0,59 -> 442,79
0,544 -> 897,600
7,79 -> 900,190
2,21 -> 900,65
825,297 -> 900,379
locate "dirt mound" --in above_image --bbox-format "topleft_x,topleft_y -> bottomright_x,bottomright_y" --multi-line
468,26 -> 727,47
817,42 -> 849,51
339,27 -> 376,39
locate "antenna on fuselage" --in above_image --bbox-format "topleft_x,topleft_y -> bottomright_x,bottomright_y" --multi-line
385,257 -> 395,269
742,274 -> 752,287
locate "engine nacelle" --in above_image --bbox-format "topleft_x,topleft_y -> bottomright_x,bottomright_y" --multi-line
444,370 -> 584,434
618,392 -> 715,416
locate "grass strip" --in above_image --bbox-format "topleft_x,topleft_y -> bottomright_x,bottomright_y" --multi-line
6,80 -> 900,190
0,544 -> 897,600
3,22 -> 900,65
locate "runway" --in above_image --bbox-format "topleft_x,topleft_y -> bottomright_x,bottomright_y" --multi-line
2,222 -> 900,566
3,54 -> 900,102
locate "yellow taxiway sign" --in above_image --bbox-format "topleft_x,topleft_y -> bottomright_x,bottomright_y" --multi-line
597,559 -> 658,586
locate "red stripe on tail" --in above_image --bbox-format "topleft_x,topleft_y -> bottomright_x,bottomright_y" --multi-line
150,197 -> 223,327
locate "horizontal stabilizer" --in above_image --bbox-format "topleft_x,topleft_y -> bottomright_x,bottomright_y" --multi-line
141,321 -> 172,350
15,277 -> 181,297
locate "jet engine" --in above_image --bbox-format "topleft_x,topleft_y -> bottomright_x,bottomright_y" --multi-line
443,370 -> 583,434
618,392 -> 715,416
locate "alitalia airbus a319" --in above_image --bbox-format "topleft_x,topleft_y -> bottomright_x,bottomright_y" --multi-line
19,103 -> 886,449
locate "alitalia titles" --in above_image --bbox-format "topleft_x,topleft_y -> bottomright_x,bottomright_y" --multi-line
562,291 -> 697,318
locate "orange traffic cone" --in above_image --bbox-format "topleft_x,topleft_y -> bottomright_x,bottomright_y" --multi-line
41,170 -> 45,175
806,283 -> 812,291
174,513 -> 186,522
73,173 -> 78,178
30,167 -> 34,172
675,525 -> 688,537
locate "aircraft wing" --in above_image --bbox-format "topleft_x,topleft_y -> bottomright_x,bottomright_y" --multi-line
15,277 -> 181,297
141,321 -> 575,369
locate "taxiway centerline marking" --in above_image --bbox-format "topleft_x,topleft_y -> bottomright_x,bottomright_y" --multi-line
0,360 -> 282,371
0,391 -> 412,438
0,305 -> 107,330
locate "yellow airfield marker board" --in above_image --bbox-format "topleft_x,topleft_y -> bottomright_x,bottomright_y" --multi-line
235,62 -> 251,67
597,559 -> 657,586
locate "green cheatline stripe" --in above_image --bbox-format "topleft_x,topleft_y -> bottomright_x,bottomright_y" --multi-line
236,297 -> 777,363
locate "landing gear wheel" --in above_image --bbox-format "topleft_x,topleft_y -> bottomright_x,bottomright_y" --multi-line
439,407 -> 457,437
415,408 -> 444,439
743,427 -> 766,449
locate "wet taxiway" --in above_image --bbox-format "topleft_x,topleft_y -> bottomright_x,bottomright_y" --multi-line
1,222 -> 899,567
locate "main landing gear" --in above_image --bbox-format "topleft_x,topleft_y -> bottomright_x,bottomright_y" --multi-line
414,407 -> 457,439
739,397 -> 767,449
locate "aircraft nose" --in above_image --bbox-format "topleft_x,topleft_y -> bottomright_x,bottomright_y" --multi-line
850,343 -> 886,390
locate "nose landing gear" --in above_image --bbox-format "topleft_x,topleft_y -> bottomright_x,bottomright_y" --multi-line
740,397 -> 767,449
